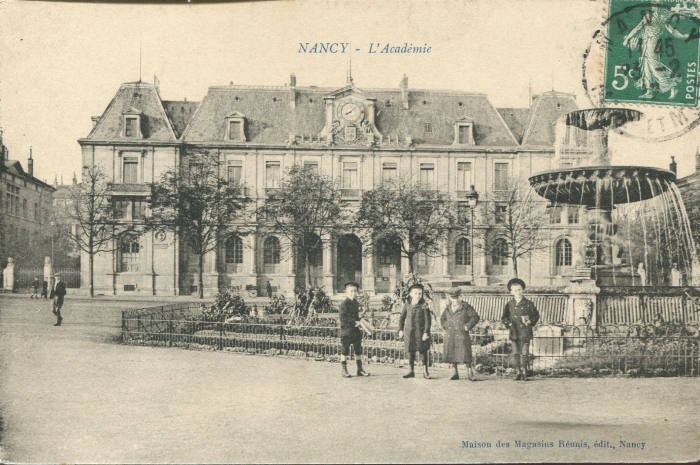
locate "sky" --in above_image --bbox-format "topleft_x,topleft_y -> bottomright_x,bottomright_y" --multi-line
1,0 -> 699,184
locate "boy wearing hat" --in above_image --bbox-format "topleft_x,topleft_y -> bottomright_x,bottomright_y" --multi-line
501,278 -> 539,381
440,287 -> 480,380
398,283 -> 433,379
338,281 -> 369,378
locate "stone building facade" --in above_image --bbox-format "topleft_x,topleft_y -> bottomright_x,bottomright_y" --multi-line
79,76 -> 585,296
0,135 -> 55,271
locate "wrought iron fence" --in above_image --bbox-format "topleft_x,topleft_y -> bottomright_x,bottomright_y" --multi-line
122,305 -> 700,377
15,267 -> 81,290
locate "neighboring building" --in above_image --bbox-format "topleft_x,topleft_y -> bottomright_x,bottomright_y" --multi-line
0,137 -> 56,270
79,76 -> 582,296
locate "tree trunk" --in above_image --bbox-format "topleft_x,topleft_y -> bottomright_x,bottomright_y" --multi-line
512,253 -> 519,278
407,253 -> 414,274
89,252 -> 94,297
305,249 -> 312,289
198,252 -> 204,299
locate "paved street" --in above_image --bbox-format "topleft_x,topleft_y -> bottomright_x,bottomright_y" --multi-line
0,294 -> 699,463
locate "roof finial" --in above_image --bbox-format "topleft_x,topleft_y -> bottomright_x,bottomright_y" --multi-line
347,52 -> 353,85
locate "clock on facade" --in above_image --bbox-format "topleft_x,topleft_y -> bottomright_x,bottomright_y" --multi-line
339,101 -> 365,123
155,231 -> 166,242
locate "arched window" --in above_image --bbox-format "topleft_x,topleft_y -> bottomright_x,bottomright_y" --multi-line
263,236 -> 281,264
225,236 -> 243,264
492,238 -> 508,266
455,238 -> 471,266
556,238 -> 573,267
120,234 -> 140,272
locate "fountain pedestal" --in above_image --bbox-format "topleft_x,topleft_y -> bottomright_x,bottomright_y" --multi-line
563,279 -> 600,327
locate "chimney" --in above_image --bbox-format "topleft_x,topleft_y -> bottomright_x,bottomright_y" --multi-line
61,174 -> 63,185
670,156 -> 677,175
53,174 -> 58,188
28,146 -> 34,177
72,171 -> 77,185
400,74 -> 409,110
91,116 -> 100,127
289,73 -> 297,110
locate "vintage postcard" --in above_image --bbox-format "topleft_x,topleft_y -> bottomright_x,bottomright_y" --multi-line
1,0 -> 699,463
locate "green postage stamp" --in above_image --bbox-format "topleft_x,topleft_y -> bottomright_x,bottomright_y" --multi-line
604,0 -> 700,106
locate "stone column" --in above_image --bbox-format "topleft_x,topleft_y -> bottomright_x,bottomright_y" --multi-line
43,256 -> 53,286
362,250 -> 376,295
322,235 -> 334,291
248,235 -> 257,275
3,258 -> 15,291
442,237 -> 451,279
401,239 -> 411,279
477,235 -> 488,286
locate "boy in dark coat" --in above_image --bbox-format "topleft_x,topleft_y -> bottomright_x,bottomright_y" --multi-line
500,278 -> 539,381
338,281 -> 369,378
440,287 -> 480,380
50,274 -> 67,326
41,279 -> 48,298
398,283 -> 433,379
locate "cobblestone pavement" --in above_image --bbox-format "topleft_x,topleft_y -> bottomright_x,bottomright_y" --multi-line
0,296 -> 699,463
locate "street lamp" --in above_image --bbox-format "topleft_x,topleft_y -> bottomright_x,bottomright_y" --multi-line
464,185 -> 479,282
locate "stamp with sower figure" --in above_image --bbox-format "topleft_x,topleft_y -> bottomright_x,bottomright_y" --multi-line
603,0 -> 700,106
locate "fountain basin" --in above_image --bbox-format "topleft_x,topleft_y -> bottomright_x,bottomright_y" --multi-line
529,166 -> 676,209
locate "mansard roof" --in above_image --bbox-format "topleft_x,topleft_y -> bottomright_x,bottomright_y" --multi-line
181,84 -> 520,146
520,91 -> 578,147
1,160 -> 56,191
162,100 -> 200,139
84,82 -> 178,142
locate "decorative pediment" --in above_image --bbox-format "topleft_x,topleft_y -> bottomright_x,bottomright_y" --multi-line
225,111 -> 246,119
323,85 -> 376,101
453,116 -> 475,125
123,107 -> 143,115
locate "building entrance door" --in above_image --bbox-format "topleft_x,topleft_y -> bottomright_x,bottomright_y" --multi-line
336,234 -> 362,293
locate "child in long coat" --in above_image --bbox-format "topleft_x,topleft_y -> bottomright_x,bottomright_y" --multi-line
440,287 -> 480,380
398,283 -> 432,379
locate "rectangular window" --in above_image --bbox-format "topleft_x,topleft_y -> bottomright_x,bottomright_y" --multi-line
22,199 -> 27,218
343,162 -> 358,189
382,162 -> 397,182
303,161 -> 319,173
34,202 -> 38,220
494,162 -> 509,190
567,205 -> 580,224
419,163 -> 435,187
265,161 -> 281,188
125,117 -> 137,137
458,124 -> 472,144
227,160 -> 243,185
495,204 -> 507,224
133,201 -> 147,219
456,162 -> 472,191
114,200 -> 129,219
550,205 -> 563,224
228,121 -> 242,141
123,157 -> 139,184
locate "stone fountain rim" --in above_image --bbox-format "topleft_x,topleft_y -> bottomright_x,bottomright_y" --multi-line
529,165 -> 676,182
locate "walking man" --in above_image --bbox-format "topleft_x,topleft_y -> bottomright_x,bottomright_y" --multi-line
501,278 -> 539,381
338,281 -> 369,378
50,273 -> 66,326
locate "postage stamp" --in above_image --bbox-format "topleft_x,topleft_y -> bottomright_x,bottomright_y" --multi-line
603,0 -> 700,106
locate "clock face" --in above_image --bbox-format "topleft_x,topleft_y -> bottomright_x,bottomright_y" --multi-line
340,101 -> 364,123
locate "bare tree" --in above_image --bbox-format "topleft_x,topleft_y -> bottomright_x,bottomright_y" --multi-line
256,164 -> 348,289
145,151 -> 250,299
356,176 -> 456,274
64,164 -> 120,297
481,176 -> 550,278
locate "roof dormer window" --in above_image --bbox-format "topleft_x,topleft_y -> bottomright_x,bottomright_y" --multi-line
122,107 -> 142,138
225,112 -> 246,142
453,116 -> 475,145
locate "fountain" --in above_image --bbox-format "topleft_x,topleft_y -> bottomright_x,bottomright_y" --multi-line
529,109 -> 698,287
